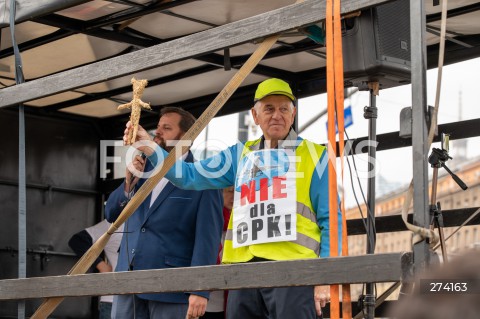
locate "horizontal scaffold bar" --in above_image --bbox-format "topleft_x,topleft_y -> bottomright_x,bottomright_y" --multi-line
0,252 -> 411,300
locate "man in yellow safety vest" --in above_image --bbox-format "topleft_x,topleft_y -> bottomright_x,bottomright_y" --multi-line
125,78 -> 342,319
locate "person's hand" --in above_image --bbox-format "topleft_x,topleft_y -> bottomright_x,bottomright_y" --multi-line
123,121 -> 151,144
125,154 -> 147,192
186,294 -> 207,319
95,261 -> 112,273
124,121 -> 156,155
314,285 -> 330,316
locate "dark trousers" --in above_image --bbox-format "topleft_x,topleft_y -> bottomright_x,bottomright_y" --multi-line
98,301 -> 112,319
112,295 -> 188,319
226,286 -> 317,319
202,312 -> 225,319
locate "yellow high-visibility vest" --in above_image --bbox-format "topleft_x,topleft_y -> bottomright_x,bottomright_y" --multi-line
222,137 -> 326,263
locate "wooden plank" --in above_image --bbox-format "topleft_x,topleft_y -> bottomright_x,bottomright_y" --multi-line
0,252 -> 411,300
0,0 -> 391,108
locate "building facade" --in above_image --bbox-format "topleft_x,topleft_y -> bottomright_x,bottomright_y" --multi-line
345,157 -> 480,299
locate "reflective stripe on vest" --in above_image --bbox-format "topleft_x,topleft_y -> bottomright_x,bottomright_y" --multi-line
222,134 -> 326,263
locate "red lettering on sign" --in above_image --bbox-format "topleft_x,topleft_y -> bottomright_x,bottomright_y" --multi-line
240,180 -> 256,205
273,176 -> 287,199
241,176 -> 287,205
259,178 -> 269,201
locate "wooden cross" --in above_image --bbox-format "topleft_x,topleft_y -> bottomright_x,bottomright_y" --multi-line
118,77 -> 151,145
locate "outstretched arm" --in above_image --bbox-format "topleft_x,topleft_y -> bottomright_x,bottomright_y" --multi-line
122,121 -> 238,190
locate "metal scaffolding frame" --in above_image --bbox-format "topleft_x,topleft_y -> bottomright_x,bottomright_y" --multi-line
1,0 -> 480,317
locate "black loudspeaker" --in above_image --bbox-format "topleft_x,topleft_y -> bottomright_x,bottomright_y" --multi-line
342,0 -> 411,90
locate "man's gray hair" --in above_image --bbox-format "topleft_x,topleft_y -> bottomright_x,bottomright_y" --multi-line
253,99 -> 295,111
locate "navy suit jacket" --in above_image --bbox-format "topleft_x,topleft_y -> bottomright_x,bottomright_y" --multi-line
105,151 -> 223,303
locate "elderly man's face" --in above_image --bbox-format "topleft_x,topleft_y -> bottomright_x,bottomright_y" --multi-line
251,95 -> 296,141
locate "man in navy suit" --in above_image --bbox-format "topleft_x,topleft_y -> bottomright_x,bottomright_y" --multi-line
106,107 -> 223,319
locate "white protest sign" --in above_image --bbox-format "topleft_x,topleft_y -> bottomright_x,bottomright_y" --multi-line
233,149 -> 297,247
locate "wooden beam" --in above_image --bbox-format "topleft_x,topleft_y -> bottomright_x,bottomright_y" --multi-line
0,0 -> 391,108
0,252 -> 411,300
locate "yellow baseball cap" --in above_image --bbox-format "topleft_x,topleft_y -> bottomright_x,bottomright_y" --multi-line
254,78 -> 296,102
